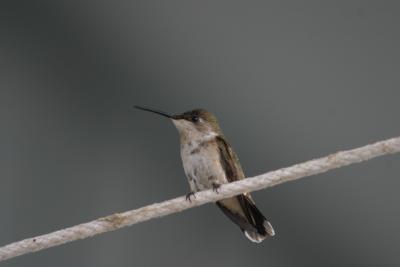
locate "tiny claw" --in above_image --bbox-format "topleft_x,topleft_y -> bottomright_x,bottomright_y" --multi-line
212,183 -> 221,193
186,192 -> 196,202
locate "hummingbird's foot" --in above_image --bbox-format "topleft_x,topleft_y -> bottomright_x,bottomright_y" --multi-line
185,191 -> 196,202
212,183 -> 221,193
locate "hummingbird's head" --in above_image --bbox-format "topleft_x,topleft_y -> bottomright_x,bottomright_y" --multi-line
135,106 -> 222,141
171,109 -> 222,140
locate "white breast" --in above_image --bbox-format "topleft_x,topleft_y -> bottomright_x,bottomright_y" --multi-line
180,136 -> 227,192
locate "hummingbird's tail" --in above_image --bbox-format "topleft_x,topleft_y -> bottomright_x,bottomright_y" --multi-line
216,194 -> 275,243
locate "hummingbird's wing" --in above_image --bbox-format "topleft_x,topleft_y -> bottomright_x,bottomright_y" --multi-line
216,136 -> 245,181
215,136 -> 275,242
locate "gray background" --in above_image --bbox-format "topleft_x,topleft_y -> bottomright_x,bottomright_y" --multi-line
1,1 -> 399,266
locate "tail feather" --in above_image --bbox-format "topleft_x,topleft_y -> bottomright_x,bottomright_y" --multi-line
216,195 -> 275,243
244,220 -> 275,243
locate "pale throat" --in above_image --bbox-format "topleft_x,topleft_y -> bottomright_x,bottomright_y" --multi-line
180,130 -> 218,148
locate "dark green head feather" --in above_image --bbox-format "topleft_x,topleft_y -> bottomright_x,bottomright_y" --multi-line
174,109 -> 222,134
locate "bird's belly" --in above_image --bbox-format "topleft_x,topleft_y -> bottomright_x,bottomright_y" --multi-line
181,146 -> 227,192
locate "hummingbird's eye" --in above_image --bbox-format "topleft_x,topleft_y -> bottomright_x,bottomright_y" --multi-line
191,115 -> 200,123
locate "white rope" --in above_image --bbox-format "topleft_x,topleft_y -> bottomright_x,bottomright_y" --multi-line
0,136 -> 399,262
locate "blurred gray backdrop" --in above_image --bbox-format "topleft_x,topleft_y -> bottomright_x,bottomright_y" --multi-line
1,1 -> 400,266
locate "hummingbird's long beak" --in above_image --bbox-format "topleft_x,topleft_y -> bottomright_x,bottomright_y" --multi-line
134,105 -> 173,119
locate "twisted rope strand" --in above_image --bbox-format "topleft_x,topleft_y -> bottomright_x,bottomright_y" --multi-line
0,136 -> 399,262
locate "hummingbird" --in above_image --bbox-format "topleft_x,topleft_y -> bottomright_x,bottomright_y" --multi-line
135,106 -> 275,243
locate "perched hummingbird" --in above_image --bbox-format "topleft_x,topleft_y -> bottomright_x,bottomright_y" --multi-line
135,106 -> 275,242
